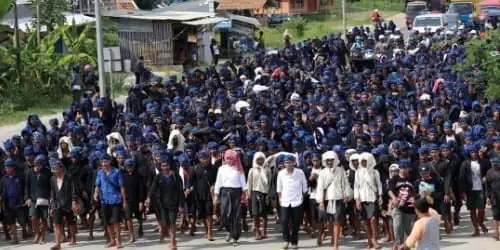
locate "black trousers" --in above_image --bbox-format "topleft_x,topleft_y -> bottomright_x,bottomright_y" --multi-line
135,72 -> 141,85
280,205 -> 301,245
220,187 -> 242,241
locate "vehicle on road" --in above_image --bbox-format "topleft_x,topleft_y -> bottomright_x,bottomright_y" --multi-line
412,13 -> 447,33
479,4 -> 500,27
406,1 -> 429,29
447,0 -> 476,26
267,13 -> 303,25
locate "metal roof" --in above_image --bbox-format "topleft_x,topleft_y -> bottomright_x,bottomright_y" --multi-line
182,16 -> 229,25
1,12 -> 95,33
155,0 -> 211,12
217,0 -> 266,10
103,9 -> 215,21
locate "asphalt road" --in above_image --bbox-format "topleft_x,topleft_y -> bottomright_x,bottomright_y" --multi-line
0,210 -> 498,250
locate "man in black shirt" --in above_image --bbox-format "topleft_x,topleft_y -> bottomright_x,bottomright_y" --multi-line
193,151 -> 218,241
123,159 -> 145,242
389,160 -> 417,248
145,158 -> 184,248
50,159 -> 79,249
25,155 -> 51,243
486,157 -> 500,240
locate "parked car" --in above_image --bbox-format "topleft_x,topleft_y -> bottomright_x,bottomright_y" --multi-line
412,13 -> 447,33
267,13 -> 303,25
479,5 -> 500,21
406,1 -> 429,29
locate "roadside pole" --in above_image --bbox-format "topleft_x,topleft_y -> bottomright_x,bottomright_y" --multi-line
95,0 -> 106,97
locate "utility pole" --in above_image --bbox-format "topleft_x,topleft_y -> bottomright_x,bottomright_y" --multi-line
13,0 -> 22,84
95,0 -> 106,97
342,0 -> 346,36
36,0 -> 40,46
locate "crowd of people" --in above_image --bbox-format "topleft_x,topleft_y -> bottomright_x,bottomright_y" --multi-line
0,18 -> 500,250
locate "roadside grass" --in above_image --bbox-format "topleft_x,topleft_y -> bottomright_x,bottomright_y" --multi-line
262,10 -> 399,48
0,96 -> 73,126
0,70 -> 184,126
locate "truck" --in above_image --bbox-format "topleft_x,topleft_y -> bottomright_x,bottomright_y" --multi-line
447,0 -> 477,26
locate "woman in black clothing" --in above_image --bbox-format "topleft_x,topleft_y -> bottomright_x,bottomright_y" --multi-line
145,159 -> 184,250
193,151 -> 218,241
123,159 -> 145,242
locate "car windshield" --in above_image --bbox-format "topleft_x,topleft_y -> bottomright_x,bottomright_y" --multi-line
414,17 -> 442,27
407,5 -> 428,16
449,3 -> 474,14
482,6 -> 500,11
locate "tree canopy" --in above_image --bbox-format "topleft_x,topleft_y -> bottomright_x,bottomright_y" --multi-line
455,30 -> 500,98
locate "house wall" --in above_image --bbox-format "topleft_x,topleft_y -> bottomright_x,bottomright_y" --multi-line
116,19 -> 174,67
253,0 -> 335,14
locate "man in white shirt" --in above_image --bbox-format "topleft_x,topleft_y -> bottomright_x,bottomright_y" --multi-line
459,145 -> 488,236
316,151 -> 352,250
277,155 -> 307,249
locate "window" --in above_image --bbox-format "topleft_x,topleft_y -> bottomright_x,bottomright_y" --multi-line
320,0 -> 330,5
293,0 -> 304,9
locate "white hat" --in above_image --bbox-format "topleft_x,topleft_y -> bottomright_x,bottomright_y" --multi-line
234,100 -> 251,113
290,93 -> 301,102
469,30 -> 477,34
459,111 -> 469,119
214,108 -> 222,114
378,34 -> 385,39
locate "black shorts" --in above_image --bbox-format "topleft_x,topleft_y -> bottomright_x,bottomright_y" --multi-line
197,200 -> 214,219
309,199 -> 320,222
183,196 -> 197,217
160,208 -> 178,225
101,203 -> 122,226
53,209 -> 76,225
251,191 -> 268,217
492,204 -> 500,221
319,200 -> 345,222
359,202 -> 379,221
29,205 -> 49,219
3,206 -> 27,225
466,191 -> 486,210
434,199 -> 451,216
124,202 -> 141,220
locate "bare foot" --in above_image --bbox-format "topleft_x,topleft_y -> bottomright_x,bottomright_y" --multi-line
50,244 -> 61,250
106,241 -> 116,248
129,237 -> 136,243
282,242 -> 289,249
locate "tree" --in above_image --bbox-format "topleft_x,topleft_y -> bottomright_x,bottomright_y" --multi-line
0,0 -> 12,20
0,23 -> 97,112
455,30 -> 500,98
29,0 -> 68,32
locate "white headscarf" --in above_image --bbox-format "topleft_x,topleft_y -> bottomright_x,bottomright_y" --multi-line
349,153 -> 360,171
322,151 -> 340,169
57,136 -> 74,159
358,152 -> 378,190
106,132 -> 126,156
167,129 -> 186,151
252,152 -> 267,169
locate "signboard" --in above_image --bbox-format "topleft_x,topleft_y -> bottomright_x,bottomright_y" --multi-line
215,20 -> 232,29
104,47 -> 122,72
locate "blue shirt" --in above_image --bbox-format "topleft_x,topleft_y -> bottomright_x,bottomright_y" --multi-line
3,176 -> 21,207
95,168 -> 124,205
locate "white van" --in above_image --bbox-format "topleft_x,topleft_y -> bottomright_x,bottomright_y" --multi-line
413,13 -> 446,33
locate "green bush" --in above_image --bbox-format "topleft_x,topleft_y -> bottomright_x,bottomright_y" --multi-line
0,23 -> 97,114
283,18 -> 307,37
